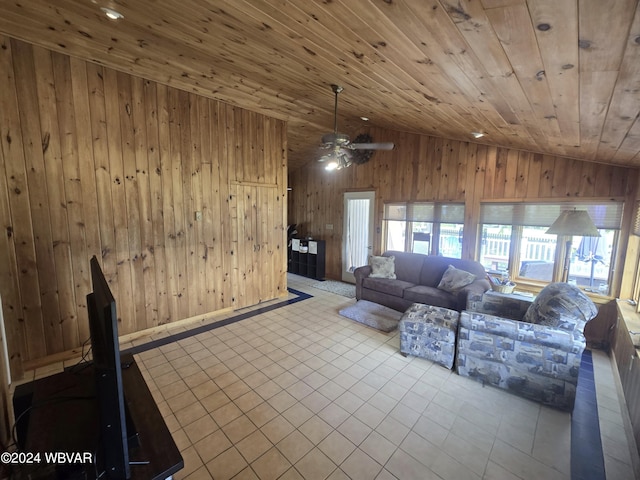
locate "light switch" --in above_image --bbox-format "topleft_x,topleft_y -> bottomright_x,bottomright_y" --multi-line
195,211 -> 202,221
326,224 -> 333,230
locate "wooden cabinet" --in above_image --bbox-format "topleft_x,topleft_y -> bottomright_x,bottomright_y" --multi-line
289,239 -> 325,280
613,301 -> 640,457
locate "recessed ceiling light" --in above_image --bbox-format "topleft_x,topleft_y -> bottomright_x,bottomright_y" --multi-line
360,116 -> 369,122
101,7 -> 124,20
471,131 -> 485,139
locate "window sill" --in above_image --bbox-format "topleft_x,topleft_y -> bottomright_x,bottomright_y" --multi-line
510,278 -> 613,306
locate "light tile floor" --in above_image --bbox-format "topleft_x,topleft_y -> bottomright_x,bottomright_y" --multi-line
23,274 -> 640,479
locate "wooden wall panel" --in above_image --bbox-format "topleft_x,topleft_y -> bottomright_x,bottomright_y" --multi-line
289,125 -> 638,284
0,37 -> 287,377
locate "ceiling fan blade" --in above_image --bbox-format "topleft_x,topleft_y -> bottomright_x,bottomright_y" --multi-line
349,142 -> 395,150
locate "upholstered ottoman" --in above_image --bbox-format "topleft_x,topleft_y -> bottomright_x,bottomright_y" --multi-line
398,303 -> 460,369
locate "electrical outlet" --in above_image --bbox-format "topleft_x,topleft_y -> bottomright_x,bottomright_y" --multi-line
326,224 -> 333,230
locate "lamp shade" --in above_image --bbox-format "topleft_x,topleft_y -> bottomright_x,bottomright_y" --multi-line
545,210 -> 600,237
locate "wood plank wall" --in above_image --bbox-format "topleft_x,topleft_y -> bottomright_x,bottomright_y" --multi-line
0,37 -> 287,379
288,126 -> 638,283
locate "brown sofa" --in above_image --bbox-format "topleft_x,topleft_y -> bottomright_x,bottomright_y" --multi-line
354,251 -> 490,312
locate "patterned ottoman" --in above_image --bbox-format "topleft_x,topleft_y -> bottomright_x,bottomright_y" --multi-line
399,303 -> 460,369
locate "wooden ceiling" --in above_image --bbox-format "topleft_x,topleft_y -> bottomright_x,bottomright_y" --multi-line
1,0 -> 640,171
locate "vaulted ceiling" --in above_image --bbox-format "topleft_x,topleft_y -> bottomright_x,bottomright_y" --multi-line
1,0 -> 640,171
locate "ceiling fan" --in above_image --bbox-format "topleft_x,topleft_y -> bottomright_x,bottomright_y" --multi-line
318,84 -> 394,171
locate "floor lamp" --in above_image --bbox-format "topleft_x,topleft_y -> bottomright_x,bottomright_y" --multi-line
545,209 -> 600,283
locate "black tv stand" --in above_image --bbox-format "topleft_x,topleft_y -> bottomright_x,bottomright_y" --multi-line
13,354 -> 183,480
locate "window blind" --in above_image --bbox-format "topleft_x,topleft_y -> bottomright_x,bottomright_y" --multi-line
480,201 -> 624,230
383,203 -> 464,223
633,200 -> 640,236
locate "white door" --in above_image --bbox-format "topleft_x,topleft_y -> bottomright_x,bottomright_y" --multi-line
342,191 -> 375,283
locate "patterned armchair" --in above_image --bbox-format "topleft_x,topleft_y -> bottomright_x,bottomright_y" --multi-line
456,283 -> 598,410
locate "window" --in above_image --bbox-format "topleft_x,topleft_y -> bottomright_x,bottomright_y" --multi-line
383,202 -> 464,258
479,201 -> 624,294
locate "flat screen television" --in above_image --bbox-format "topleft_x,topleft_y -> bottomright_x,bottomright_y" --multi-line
87,255 -> 131,479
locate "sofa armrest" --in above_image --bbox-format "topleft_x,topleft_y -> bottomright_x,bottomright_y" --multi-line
354,265 -> 372,300
455,278 -> 491,311
459,311 -> 584,353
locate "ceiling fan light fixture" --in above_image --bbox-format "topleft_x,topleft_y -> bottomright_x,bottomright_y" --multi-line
325,161 -> 339,171
471,131 -> 485,139
100,7 -> 124,20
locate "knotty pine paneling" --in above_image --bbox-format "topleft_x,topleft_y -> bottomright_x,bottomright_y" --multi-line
0,37 -> 287,378
289,126 -> 638,282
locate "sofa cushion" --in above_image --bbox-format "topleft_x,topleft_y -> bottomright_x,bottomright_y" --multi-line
370,255 -> 396,279
419,256 -> 486,288
437,265 -> 476,293
403,285 -> 457,309
362,277 -> 415,297
383,251 -> 426,285
524,283 -> 597,332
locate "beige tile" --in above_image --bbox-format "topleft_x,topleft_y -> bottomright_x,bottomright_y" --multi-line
387,444 -> 438,480
191,380 -> 220,400
167,390 -> 199,413
277,430 -> 314,463
183,464 -> 213,480
294,448 -> 337,480
194,429 -> 232,464
223,379 -> 251,400
318,402 -> 350,428
340,448 -> 383,480
160,379 -> 190,400
482,461 -> 522,480
134,281 -> 633,480
205,447 -> 247,480
255,380 -> 284,400
236,430 -> 273,463
442,431 -> 489,476
235,390 -> 265,413
172,428 -> 190,451
268,390 -> 298,413
183,414 -> 219,444
200,390 -> 231,413
250,447 -> 292,480
489,439 -> 568,480
176,402 -> 208,427
281,401 -> 315,428
231,466 -> 259,480
353,403 -> 386,428
211,402 -> 243,427
301,391 -> 332,413
318,430 -> 356,464
333,391 -> 365,414
287,380 -> 315,400
279,467 -> 305,480
337,416 -> 372,446
261,415 -> 296,444
222,415 -> 258,444
373,469 -> 398,480
177,445 -> 204,479
375,415 -> 410,446
360,431 -> 397,465
246,402 -> 279,427
231,360 -> 258,378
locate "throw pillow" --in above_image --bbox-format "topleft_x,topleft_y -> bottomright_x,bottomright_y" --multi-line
369,255 -> 396,279
524,282 -> 597,332
437,265 -> 476,293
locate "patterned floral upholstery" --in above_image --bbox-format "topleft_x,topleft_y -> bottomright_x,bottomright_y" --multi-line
399,303 -> 460,369
457,283 -> 597,410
